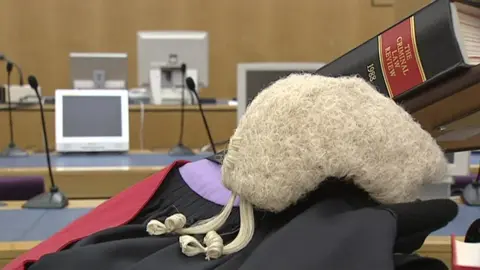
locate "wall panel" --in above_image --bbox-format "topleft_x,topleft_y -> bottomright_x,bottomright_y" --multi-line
0,0 -> 394,98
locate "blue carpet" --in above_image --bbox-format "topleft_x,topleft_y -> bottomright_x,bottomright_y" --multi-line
0,208 -> 92,241
0,210 -> 45,241
431,205 -> 480,236
21,209 -> 92,241
0,153 -> 210,168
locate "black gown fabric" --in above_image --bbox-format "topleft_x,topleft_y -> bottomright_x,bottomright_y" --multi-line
28,163 -> 448,270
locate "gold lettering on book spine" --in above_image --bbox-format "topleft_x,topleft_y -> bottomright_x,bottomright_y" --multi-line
378,36 -> 394,98
410,17 -> 426,81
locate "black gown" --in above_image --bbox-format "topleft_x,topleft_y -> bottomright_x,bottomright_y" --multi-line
27,158 -> 449,270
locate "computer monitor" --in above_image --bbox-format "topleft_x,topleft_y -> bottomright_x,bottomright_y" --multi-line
70,52 -> 128,89
137,31 -> 209,89
446,151 -> 471,176
55,89 -> 130,153
420,151 -> 471,199
236,62 -> 325,123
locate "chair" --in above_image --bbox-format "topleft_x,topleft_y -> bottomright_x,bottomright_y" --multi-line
0,176 -> 45,201
451,175 -> 475,197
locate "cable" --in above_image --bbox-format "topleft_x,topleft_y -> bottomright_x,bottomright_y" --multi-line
13,62 -> 24,86
18,94 -> 39,103
6,62 -> 14,146
139,101 -> 145,150
186,86 -> 195,105
201,139 -> 230,152
178,66 -> 187,145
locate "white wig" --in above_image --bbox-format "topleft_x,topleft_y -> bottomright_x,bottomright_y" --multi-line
147,74 -> 447,260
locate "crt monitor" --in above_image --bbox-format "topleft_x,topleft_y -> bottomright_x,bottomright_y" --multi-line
236,62 -> 325,123
55,89 -> 130,153
70,52 -> 128,89
137,31 -> 209,89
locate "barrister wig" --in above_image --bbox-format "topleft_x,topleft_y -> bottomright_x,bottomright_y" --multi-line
146,74 -> 447,260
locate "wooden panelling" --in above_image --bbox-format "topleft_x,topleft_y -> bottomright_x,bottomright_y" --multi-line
394,0 -> 431,20
0,0 -> 394,98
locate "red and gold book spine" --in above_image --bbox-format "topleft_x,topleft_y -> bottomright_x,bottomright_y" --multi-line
377,17 -> 426,98
316,0 -> 473,103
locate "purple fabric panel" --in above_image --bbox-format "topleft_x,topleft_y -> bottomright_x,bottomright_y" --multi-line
179,159 -> 239,206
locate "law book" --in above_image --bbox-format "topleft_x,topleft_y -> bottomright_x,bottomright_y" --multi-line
315,0 -> 480,151
315,0 -> 479,110
406,65 -> 480,151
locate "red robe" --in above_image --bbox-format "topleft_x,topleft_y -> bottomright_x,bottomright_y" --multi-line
5,160 -> 188,270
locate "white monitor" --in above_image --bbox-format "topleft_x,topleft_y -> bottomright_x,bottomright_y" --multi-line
236,62 -> 325,123
420,151 -> 471,200
446,151 -> 471,176
70,52 -> 128,89
55,89 -> 130,153
137,31 -> 209,89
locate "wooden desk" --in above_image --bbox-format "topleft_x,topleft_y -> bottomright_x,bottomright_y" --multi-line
0,104 -> 237,152
0,166 -> 161,199
0,199 -> 460,268
419,236 -> 461,268
4,102 -> 480,152
1,164 -> 477,200
0,152 -> 207,199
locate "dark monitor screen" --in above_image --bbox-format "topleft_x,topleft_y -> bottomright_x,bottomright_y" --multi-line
445,152 -> 455,163
62,96 -> 123,137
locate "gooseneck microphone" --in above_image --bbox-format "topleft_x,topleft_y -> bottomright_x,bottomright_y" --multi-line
23,75 -> 68,209
1,61 -> 28,157
12,61 -> 24,86
178,64 -> 187,149
185,77 -> 216,154
168,63 -> 195,156
0,54 -> 25,86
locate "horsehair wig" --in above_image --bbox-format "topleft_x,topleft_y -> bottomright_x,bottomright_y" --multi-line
147,73 -> 447,260
222,73 -> 447,212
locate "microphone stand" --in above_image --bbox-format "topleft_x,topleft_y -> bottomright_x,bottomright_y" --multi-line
462,160 -> 480,206
23,75 -> 68,209
1,61 -> 28,157
168,63 -> 195,156
185,77 -> 217,154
